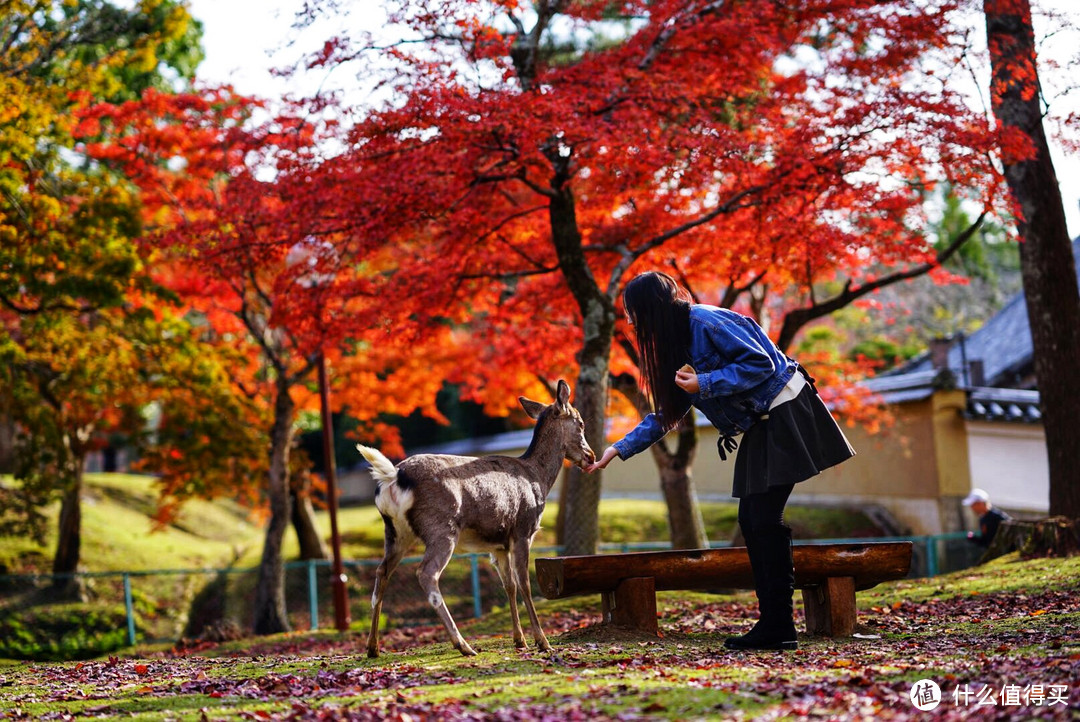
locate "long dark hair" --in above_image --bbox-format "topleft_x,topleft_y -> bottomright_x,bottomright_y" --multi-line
623,271 -> 693,431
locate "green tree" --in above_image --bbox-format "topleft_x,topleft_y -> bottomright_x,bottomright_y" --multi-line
0,0 -> 243,590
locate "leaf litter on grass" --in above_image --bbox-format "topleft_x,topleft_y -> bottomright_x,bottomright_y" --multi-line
3,556 -> 1080,721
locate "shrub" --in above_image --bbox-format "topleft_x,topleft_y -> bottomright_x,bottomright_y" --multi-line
0,603 -> 132,661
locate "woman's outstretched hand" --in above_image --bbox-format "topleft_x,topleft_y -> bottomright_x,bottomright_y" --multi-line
586,446 -> 620,474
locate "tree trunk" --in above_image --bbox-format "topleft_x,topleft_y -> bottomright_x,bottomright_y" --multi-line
562,377 -> 609,555
252,381 -> 295,634
548,186 -> 616,555
983,517 -> 1080,563
653,418 -> 708,549
986,0 -> 1080,519
291,474 -> 329,561
0,383 -> 14,474
612,371 -> 709,549
51,464 -> 84,600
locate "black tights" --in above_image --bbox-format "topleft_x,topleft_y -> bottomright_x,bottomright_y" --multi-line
731,484 -> 799,643
737,484 -> 794,540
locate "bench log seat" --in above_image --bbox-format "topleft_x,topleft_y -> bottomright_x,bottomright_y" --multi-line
535,542 -> 912,638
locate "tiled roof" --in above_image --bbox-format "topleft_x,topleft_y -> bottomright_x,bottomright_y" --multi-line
861,370 -> 938,404
861,370 -> 1043,423
965,388 -> 1042,423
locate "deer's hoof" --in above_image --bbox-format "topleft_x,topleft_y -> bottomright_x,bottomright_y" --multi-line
367,648 -> 380,659
457,643 -> 478,657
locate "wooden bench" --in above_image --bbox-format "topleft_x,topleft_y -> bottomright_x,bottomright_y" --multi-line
535,542 -> 912,638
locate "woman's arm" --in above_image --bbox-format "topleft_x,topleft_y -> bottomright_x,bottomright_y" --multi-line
586,408 -> 676,472
586,446 -> 620,472
695,316 -> 775,399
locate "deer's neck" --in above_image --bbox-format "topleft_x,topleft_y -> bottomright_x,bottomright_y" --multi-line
520,433 -> 567,493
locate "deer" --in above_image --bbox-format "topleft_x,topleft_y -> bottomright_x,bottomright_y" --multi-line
357,379 -> 595,658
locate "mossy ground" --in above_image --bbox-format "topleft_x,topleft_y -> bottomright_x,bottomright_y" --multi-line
2,553 -> 1078,721
3,475 -> 1076,719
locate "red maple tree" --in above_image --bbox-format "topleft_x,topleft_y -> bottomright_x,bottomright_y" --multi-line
79,87 -> 479,632
284,0 -> 1008,552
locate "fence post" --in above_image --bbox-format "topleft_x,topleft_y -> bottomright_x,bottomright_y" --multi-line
470,554 -> 483,619
307,560 -> 319,631
925,536 -> 939,577
122,573 -> 136,646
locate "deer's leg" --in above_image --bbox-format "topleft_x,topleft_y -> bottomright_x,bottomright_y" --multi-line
511,541 -> 551,652
417,538 -> 476,656
492,550 -> 526,648
367,520 -> 413,659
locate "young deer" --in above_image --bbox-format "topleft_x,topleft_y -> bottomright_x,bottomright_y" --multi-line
358,379 -> 595,658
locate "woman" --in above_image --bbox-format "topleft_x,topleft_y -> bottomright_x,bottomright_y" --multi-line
587,271 -> 854,651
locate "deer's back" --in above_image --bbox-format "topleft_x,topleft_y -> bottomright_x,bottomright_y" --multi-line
397,453 -> 546,548
398,453 -> 535,489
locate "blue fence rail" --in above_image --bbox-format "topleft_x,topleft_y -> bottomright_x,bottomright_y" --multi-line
0,533 -> 976,650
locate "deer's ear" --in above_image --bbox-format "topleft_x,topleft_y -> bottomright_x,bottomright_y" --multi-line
556,379 -> 571,408
519,396 -> 546,420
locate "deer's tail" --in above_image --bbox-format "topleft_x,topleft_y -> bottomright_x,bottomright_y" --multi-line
357,445 -> 398,485
357,445 -> 413,518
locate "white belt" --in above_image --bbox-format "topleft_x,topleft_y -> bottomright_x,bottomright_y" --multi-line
768,371 -> 808,411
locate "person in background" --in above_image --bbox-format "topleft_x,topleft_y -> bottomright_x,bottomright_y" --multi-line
587,271 -> 855,651
963,488 -> 1011,548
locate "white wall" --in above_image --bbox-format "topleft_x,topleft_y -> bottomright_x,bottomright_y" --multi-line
965,420 -> 1049,513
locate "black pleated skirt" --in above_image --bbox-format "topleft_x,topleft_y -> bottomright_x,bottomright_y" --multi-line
731,384 -> 855,498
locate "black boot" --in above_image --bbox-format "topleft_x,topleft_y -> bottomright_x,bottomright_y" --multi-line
725,526 -> 797,651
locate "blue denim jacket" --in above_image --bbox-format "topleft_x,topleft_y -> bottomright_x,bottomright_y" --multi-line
612,304 -> 797,460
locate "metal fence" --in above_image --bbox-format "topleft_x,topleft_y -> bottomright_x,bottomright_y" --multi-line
0,533 -> 976,654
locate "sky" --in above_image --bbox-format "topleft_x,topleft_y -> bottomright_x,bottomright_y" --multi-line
186,0 -> 1080,241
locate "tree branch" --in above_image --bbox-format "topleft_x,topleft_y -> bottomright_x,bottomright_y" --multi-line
665,259 -> 701,304
508,0 -> 569,90
611,371 -> 652,420
607,184 -> 765,295
0,294 -> 94,316
594,0 -> 728,117
775,212 -> 987,352
459,265 -> 560,282
718,269 -> 768,309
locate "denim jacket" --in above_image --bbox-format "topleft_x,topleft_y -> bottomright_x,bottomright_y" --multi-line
612,304 -> 797,460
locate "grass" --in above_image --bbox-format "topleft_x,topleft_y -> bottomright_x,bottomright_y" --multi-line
11,471 -> 1050,719
1,552 -> 1078,720
1,476 -> 1077,716
0,474 -> 273,657
0,474 -> 265,575
1,474 -> 886,653
2,474 -> 886,575
858,549 -> 1080,605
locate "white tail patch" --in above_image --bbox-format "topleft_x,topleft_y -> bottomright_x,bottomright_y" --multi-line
357,445 -> 397,483
357,444 -> 414,518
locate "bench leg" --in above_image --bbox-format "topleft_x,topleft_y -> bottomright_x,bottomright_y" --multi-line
601,577 -> 658,635
802,576 -> 856,637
